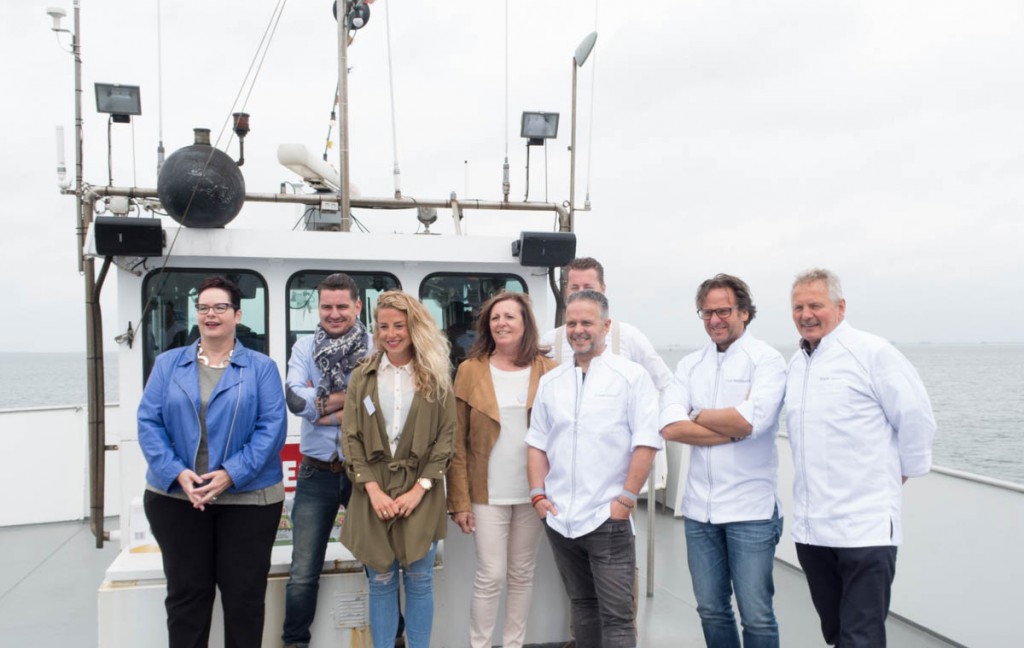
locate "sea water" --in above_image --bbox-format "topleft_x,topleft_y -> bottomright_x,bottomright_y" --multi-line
1,345 -> 1021,485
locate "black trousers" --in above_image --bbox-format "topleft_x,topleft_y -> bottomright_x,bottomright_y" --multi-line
144,491 -> 283,648
795,543 -> 898,648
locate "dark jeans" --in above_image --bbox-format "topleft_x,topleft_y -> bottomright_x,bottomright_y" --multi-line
144,490 -> 282,648
545,519 -> 636,648
282,462 -> 353,646
796,543 -> 898,648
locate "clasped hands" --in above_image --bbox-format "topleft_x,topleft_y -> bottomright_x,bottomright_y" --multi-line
366,481 -> 425,521
177,469 -> 233,511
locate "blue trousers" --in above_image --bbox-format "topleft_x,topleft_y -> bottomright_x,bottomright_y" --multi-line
684,508 -> 782,648
282,461 -> 352,647
364,542 -> 438,648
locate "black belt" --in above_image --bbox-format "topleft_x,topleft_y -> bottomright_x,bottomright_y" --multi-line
301,455 -> 345,473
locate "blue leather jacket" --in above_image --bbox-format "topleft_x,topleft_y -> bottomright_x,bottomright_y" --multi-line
138,340 -> 287,493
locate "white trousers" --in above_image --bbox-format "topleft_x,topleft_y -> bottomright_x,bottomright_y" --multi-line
469,502 -> 544,648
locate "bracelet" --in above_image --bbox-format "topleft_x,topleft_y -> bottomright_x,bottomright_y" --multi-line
619,489 -> 638,502
615,496 -> 636,510
531,494 -> 548,506
529,487 -> 546,498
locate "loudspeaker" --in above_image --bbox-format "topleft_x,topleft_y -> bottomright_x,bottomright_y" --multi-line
94,216 -> 164,257
512,231 -> 577,268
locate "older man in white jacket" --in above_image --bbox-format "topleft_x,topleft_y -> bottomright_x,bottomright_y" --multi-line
786,268 -> 936,648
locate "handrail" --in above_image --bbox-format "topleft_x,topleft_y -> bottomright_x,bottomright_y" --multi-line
777,431 -> 1024,493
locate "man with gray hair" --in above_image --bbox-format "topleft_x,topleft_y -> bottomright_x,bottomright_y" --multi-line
786,269 -> 936,647
527,290 -> 662,648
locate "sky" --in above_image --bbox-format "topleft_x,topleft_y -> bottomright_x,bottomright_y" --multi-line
4,0 -> 1024,352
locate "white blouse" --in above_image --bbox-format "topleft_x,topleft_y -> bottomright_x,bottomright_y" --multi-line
377,354 -> 415,456
487,364 -> 531,505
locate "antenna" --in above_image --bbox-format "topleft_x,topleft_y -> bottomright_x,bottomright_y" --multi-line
55,125 -> 69,188
46,7 -> 67,31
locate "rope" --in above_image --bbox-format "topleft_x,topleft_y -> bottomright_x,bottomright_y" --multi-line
384,0 -> 401,196
504,0 -> 510,158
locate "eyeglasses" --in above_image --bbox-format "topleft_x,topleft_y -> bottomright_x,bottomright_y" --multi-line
697,307 -> 738,320
196,303 -> 232,314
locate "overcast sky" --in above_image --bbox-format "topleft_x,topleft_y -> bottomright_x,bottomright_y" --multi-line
5,0 -> 1024,353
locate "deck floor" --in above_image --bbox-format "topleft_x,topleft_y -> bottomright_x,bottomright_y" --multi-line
0,508 -> 953,647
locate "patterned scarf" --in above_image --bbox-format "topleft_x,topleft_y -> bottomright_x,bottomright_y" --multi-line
313,320 -> 369,405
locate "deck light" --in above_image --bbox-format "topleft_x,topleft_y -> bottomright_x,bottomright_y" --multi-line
520,111 -> 559,147
95,83 -> 141,123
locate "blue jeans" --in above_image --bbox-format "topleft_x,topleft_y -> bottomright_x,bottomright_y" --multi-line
684,508 -> 782,648
545,519 -> 636,648
282,461 -> 352,647
365,542 -> 437,648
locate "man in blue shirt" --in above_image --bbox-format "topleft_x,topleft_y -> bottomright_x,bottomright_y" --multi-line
282,273 -> 369,648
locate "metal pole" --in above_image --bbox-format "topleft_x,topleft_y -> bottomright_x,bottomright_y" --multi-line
646,472 -> 656,596
337,2 -> 351,231
74,0 -> 84,273
569,60 -> 578,233
73,0 -> 108,547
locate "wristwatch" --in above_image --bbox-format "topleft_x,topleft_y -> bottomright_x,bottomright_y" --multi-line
418,477 -> 433,491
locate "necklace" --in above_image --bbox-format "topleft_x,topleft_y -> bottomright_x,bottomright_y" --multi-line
197,344 -> 233,368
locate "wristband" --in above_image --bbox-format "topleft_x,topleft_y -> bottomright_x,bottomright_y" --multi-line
619,489 -> 638,502
531,494 -> 548,506
616,496 -> 636,510
529,487 -> 546,498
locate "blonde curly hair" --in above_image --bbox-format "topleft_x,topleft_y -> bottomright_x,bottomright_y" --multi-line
372,291 -> 452,403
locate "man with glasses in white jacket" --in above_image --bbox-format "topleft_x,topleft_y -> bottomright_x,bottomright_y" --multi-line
786,268 -> 935,648
660,274 -> 787,648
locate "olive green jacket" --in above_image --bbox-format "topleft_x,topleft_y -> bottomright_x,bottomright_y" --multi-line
445,354 -> 557,513
340,355 -> 456,572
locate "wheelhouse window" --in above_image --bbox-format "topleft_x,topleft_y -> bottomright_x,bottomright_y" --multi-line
286,271 -> 400,361
419,273 -> 527,370
142,270 -> 268,381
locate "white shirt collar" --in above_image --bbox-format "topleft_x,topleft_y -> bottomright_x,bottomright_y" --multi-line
379,352 -> 414,375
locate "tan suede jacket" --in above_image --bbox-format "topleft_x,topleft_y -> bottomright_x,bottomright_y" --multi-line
446,354 -> 557,513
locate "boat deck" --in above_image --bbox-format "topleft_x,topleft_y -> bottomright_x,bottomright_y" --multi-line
0,507 -> 953,647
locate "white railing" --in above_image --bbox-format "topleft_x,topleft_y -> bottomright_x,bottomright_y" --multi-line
0,404 -> 120,526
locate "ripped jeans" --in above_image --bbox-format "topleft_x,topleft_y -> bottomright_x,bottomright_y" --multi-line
364,542 -> 437,648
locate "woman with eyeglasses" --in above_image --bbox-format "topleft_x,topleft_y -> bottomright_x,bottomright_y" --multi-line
341,291 -> 456,648
445,292 -> 557,648
138,276 -> 287,648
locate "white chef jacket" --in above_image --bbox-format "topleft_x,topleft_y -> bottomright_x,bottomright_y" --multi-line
541,319 -> 672,492
785,321 -> 935,547
660,332 -> 786,524
526,352 -> 663,539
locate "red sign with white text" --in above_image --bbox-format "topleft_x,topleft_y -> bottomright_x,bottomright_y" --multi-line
280,442 -> 302,493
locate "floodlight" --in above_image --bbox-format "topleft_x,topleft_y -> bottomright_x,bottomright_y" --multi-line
95,83 -> 141,123
520,111 -> 559,146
